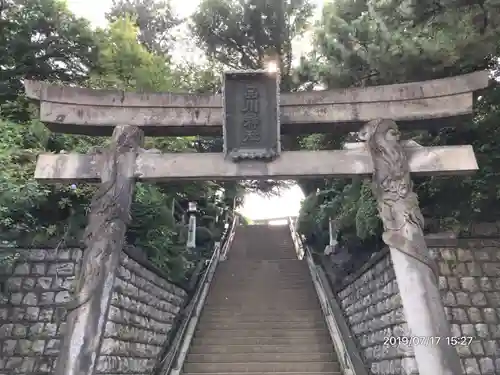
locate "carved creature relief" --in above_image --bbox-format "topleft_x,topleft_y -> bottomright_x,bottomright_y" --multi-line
66,127 -> 140,311
359,119 -> 439,279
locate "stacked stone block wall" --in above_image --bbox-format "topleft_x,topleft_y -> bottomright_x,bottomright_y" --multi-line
337,249 -> 415,375
0,245 -> 188,375
336,233 -> 500,375
0,246 -> 82,375
97,249 -> 188,374
433,238 -> 500,375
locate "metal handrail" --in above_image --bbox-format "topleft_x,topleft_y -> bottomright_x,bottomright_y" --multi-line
157,213 -> 238,375
219,214 -> 239,261
287,217 -> 369,375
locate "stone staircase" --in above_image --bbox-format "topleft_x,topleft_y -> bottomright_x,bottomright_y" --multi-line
181,224 -> 341,375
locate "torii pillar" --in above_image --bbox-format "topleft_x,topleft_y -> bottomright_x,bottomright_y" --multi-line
360,119 -> 464,375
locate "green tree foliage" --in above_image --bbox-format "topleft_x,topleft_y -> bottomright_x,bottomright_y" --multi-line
90,15 -> 177,91
0,0 -> 97,122
107,0 -> 181,55
0,4 -> 235,283
296,0 -> 500,249
0,0 -> 102,245
191,0 -> 313,86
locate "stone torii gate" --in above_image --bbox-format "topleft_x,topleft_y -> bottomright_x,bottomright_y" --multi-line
25,69 -> 489,375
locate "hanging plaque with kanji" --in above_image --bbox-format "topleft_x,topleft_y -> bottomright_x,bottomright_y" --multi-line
223,70 -> 280,161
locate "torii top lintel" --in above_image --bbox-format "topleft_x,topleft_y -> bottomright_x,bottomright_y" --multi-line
24,70 -> 490,137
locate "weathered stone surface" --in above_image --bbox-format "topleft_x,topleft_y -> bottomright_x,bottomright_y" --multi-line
223,71 -> 280,160
431,241 -> 500,373
107,305 -> 173,334
337,254 -> 405,374
120,253 -> 186,298
0,246 -> 187,375
114,271 -> 184,306
104,321 -> 168,345
98,252 -> 187,375
0,248 -> 80,375
99,338 -> 162,358
24,71 -> 489,136
95,356 -> 156,373
336,237 -> 500,375
47,262 -> 74,276
35,145 -> 478,183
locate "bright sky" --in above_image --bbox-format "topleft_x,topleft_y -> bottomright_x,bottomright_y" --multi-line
65,0 -> 319,220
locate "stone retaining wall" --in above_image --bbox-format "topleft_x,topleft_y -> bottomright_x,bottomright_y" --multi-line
336,235 -> 500,375
337,249 -> 416,374
97,249 -> 187,374
433,238 -> 500,375
0,247 -> 82,375
0,245 -> 188,375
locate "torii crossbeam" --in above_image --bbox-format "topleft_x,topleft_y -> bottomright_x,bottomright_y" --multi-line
25,69 -> 490,375
34,145 -> 478,182
24,70 -> 488,136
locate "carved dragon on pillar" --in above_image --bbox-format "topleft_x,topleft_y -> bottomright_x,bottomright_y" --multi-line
66,126 -> 141,311
358,119 -> 439,280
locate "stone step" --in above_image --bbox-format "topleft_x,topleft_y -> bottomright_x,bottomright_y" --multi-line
188,343 -> 334,354
206,292 -> 317,297
200,303 -> 320,316
199,312 -> 324,320
202,304 -> 322,310
227,248 -> 295,252
228,253 -> 297,256
185,352 -> 337,363
203,298 -> 321,306
209,285 -> 314,291
219,256 -> 301,261
208,288 -> 315,293
183,373 -> 340,375
199,317 -> 325,325
208,288 -> 315,297
201,308 -> 321,315
226,258 -> 300,261
207,293 -> 315,299
203,305 -> 321,310
194,320 -> 327,330
210,279 -> 313,285
213,274 -> 309,278
206,289 -> 317,296
204,295 -> 319,303
223,258 -> 301,262
203,300 -> 321,308
215,267 -> 309,273
211,280 -> 308,285
181,227 -> 339,375
194,328 -> 330,339
215,267 -> 308,271
182,361 -> 340,373
207,289 -> 315,295
191,335 -> 333,346
205,294 -> 318,300
211,278 -> 312,283
214,269 -> 310,275
199,314 -> 325,324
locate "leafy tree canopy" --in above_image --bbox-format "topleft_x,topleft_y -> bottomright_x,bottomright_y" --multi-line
0,0 -> 97,122
296,0 -> 500,253
107,0 -> 181,55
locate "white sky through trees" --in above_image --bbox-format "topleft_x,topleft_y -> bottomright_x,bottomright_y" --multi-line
65,0 -> 322,220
